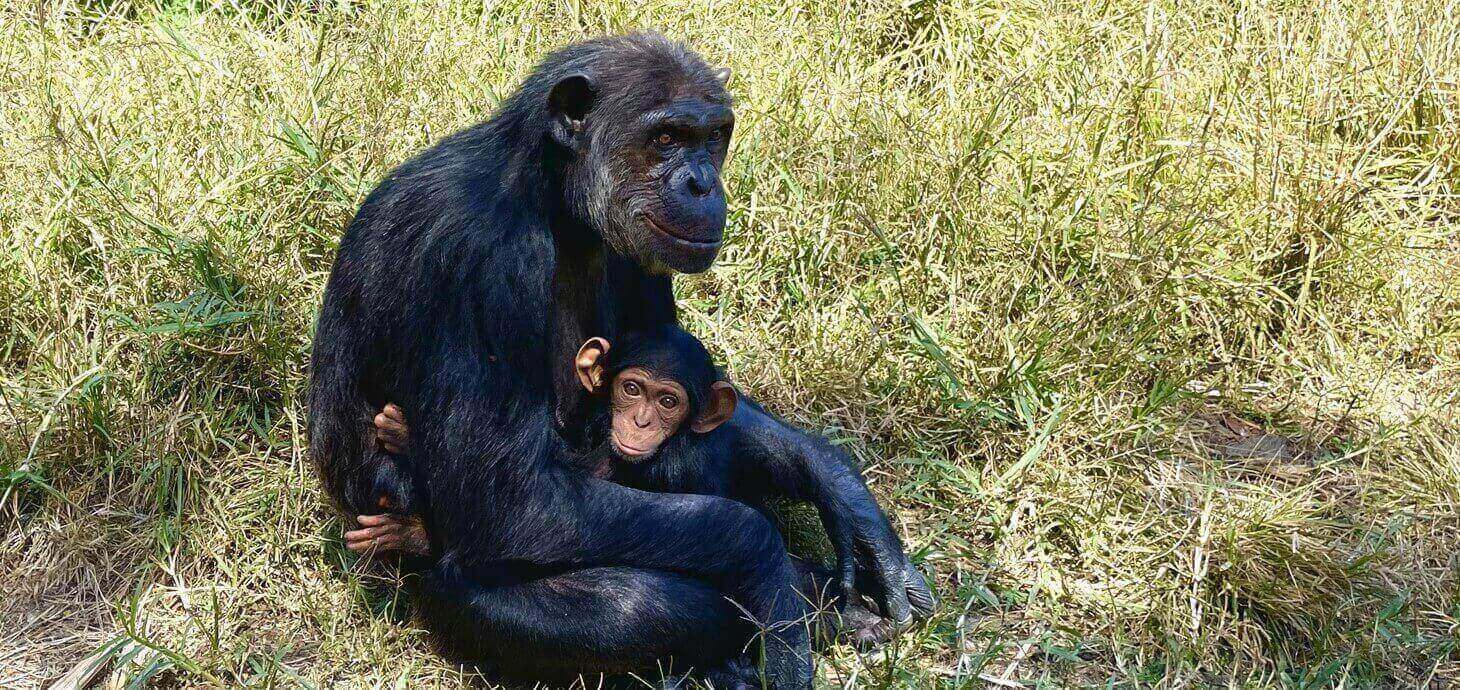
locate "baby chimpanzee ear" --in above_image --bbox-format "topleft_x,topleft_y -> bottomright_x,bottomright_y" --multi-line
575,337 -> 611,392
691,381 -> 738,433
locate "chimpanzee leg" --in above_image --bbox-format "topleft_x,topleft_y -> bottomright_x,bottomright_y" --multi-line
437,479 -> 813,688
418,559 -> 753,682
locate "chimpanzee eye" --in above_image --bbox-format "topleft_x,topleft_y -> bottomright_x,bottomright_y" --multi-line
655,132 -> 675,146
623,381 -> 641,396
708,126 -> 727,142
659,395 -> 678,409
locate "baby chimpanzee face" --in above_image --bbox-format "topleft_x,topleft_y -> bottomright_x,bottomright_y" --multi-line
607,366 -> 691,460
574,327 -> 737,463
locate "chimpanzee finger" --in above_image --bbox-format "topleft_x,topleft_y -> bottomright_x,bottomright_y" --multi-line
375,410 -> 409,453
374,414 -> 403,443
831,531 -> 858,607
346,536 -> 390,553
852,548 -> 913,626
356,513 -> 396,527
878,560 -> 914,626
345,534 -> 380,552
382,403 -> 405,424
344,524 -> 395,544
904,561 -> 937,619
376,416 -> 407,437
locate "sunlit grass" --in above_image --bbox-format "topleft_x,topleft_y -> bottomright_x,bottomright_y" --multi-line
2,0 -> 1457,687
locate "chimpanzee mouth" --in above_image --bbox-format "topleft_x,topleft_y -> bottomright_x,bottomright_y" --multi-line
611,439 -> 656,462
637,212 -> 722,249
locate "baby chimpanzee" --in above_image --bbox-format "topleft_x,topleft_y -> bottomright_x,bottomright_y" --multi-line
569,325 -> 737,477
349,325 -> 735,555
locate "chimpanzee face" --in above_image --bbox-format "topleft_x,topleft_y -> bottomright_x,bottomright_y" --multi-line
608,100 -> 733,274
607,366 -> 691,461
573,334 -> 738,461
547,60 -> 734,274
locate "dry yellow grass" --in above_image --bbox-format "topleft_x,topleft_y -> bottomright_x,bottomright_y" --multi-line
2,0 -> 1458,687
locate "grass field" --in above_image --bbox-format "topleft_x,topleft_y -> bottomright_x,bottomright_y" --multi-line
2,0 -> 1458,687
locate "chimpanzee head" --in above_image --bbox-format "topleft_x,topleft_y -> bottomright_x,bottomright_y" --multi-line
536,33 -> 734,274
573,324 -> 738,461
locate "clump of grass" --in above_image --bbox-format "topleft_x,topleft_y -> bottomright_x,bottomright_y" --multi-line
3,0 -> 1458,687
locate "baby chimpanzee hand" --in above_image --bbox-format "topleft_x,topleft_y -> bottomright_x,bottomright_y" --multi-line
345,507 -> 430,556
374,403 -> 409,453
348,404 -> 429,557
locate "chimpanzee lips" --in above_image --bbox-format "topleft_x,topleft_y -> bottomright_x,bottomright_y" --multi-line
611,437 -> 656,462
637,212 -> 722,249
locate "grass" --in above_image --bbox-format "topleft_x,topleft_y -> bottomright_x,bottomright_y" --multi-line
2,0 -> 1457,687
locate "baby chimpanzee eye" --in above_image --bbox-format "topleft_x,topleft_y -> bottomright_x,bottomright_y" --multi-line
659,395 -> 678,409
623,381 -> 641,396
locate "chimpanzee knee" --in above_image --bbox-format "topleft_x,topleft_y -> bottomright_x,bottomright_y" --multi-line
706,500 -> 809,635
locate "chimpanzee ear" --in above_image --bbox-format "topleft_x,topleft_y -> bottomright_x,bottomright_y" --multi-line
712,67 -> 731,85
547,73 -> 595,150
691,381 -> 738,433
575,337 -> 610,392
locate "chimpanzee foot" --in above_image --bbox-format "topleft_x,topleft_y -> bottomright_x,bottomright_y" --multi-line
832,600 -> 900,651
829,563 -> 935,650
344,513 -> 431,556
649,657 -> 759,689
695,656 -> 760,689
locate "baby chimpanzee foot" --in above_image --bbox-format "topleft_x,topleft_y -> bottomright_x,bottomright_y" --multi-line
344,512 -> 431,556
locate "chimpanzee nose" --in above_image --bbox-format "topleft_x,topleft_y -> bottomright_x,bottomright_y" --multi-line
685,163 -> 716,197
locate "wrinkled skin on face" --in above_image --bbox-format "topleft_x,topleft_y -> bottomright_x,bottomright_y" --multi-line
606,104 -> 733,275
552,62 -> 734,274
607,366 -> 691,461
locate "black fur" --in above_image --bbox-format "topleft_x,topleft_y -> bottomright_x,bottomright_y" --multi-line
308,33 -> 931,688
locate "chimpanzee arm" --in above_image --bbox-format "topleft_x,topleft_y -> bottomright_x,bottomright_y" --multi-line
721,397 -> 936,626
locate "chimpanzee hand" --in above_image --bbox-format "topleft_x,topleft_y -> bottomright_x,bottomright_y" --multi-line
347,456 -> 431,556
727,403 -> 937,635
825,495 -> 937,630
374,403 -> 409,453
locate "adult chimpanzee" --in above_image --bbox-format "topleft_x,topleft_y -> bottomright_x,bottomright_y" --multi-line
309,33 -> 932,687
